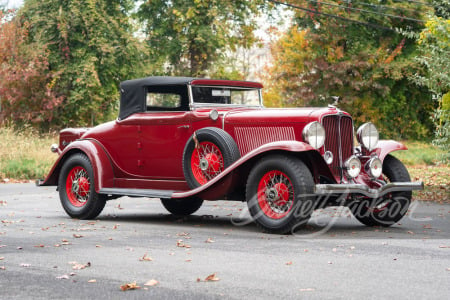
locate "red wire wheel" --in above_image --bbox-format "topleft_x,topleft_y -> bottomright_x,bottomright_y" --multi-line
190,141 -> 224,185
246,155 -> 315,234
257,170 -> 295,219
58,154 -> 106,219
183,127 -> 240,189
65,166 -> 91,207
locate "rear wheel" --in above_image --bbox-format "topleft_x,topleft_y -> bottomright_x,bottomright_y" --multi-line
246,155 -> 315,234
161,197 -> 203,216
58,154 -> 106,219
350,155 -> 412,227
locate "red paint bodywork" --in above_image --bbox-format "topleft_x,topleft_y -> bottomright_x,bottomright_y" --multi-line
40,77 -> 408,201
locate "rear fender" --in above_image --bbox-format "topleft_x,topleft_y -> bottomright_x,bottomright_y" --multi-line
373,140 -> 407,161
39,139 -> 114,192
173,141 -> 331,200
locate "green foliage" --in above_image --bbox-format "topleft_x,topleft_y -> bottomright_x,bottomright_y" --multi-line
136,0 -> 263,77
16,0 -> 149,128
414,9 -> 450,161
264,0 -> 434,140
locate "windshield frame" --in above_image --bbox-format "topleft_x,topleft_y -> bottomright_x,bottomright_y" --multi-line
188,85 -> 263,110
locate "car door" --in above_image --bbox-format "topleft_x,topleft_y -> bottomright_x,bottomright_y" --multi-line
137,112 -> 192,179
137,86 -> 193,179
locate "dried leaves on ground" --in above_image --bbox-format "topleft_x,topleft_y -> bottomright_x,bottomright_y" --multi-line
120,282 -> 140,291
409,166 -> 450,203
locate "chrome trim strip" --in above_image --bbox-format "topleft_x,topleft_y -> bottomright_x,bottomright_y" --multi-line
337,115 -> 343,179
315,182 -> 424,198
188,84 -> 194,110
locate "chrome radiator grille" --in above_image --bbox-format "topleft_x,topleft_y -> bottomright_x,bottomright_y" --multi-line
322,115 -> 354,178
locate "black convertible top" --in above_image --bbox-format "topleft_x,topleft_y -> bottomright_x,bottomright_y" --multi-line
119,76 -> 195,120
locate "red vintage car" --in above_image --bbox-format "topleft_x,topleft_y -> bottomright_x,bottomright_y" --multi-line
39,76 -> 423,233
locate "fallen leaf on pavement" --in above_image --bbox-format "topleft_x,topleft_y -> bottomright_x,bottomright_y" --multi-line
205,238 -> 215,243
197,273 -> 220,282
139,253 -> 153,261
177,240 -> 191,248
73,234 -> 83,238
88,279 -> 97,283
144,279 -> 159,286
286,261 -> 293,265
70,262 -> 91,270
120,282 -> 140,291
299,288 -> 316,292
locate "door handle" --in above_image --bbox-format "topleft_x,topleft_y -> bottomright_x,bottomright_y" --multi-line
178,125 -> 190,129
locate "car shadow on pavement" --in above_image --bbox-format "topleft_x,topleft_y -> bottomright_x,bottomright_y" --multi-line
92,212 -> 449,239
96,213 -> 262,233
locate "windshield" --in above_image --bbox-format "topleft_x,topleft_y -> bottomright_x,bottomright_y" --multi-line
191,86 -> 261,107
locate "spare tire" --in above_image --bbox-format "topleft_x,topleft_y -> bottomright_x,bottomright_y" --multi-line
182,127 -> 240,189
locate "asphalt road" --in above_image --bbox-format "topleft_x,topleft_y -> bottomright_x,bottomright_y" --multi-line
0,183 -> 449,299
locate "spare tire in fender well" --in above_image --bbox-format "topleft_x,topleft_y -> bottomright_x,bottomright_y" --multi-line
182,127 -> 241,189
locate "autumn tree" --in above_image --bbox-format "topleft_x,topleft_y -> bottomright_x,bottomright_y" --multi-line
18,0 -> 149,128
264,0 -> 434,139
0,9 -> 63,128
415,1 -> 450,160
136,0 -> 263,77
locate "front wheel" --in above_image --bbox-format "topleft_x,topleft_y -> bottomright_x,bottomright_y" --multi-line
245,155 -> 315,234
350,155 -> 412,227
58,154 -> 106,219
161,197 -> 204,216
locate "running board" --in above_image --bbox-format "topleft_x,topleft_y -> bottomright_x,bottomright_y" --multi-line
99,188 -> 175,198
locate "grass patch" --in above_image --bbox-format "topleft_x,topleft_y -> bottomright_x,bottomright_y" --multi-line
390,141 -> 448,166
0,126 -> 57,181
389,141 -> 448,203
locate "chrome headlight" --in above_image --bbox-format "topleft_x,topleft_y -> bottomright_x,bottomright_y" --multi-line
50,144 -> 59,153
365,157 -> 383,178
357,123 -> 379,151
344,155 -> 361,178
302,121 -> 325,149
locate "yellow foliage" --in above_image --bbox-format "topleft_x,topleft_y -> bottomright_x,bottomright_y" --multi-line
442,92 -> 450,110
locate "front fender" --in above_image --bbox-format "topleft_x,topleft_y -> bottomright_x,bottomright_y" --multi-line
173,141 -> 323,200
39,139 -> 114,192
373,140 -> 407,161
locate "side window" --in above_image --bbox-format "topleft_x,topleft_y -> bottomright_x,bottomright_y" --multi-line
145,85 -> 188,111
146,93 -> 181,108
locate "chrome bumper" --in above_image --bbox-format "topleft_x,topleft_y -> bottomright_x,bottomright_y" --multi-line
315,182 -> 424,198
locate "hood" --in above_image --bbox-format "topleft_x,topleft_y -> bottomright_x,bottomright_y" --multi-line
223,106 -> 348,125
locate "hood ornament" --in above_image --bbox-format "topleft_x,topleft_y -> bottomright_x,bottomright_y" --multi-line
328,96 -> 340,108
